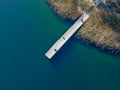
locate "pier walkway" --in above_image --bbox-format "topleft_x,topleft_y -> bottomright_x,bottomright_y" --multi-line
45,7 -> 94,59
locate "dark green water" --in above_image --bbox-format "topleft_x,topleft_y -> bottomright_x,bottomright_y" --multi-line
0,0 -> 120,90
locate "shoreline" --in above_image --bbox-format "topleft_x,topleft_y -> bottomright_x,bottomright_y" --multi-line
47,0 -> 120,54
75,35 -> 120,55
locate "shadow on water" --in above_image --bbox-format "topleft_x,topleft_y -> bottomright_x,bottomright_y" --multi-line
49,36 -> 76,67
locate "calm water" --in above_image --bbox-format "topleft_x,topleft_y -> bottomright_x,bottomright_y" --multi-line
0,0 -> 120,90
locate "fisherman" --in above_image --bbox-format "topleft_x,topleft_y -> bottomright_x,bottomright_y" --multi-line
81,19 -> 84,22
63,37 -> 65,40
54,49 -> 57,52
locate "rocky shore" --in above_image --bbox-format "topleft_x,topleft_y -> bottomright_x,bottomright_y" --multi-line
48,0 -> 120,54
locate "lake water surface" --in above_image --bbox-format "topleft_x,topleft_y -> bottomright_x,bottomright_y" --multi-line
0,0 -> 120,90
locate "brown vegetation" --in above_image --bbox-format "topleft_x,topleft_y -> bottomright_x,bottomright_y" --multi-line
77,8 -> 120,52
48,0 -> 120,53
48,0 -> 93,21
